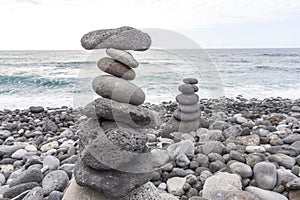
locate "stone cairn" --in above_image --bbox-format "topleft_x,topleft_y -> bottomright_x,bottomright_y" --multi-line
64,27 -> 163,199
162,78 -> 200,137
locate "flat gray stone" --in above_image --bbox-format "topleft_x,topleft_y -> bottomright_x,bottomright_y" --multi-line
176,94 -> 199,105
178,103 -> 199,113
201,141 -> 225,155
84,98 -> 161,128
183,78 -> 198,84
178,84 -> 195,94
228,162 -> 253,178
173,109 -> 200,121
166,177 -> 186,196
167,139 -> 194,160
81,26 -> 151,50
106,48 -> 139,68
98,57 -> 136,80
74,159 -> 152,199
202,172 -> 242,199
93,75 -> 145,105
268,153 -> 295,169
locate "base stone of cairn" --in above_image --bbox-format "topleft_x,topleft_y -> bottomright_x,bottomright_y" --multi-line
63,27 -> 167,199
162,78 -> 201,138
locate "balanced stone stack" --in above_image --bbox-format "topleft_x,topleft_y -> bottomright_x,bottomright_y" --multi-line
63,27 -> 163,199
162,78 -> 200,136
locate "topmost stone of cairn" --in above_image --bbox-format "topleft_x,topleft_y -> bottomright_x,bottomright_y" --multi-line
81,26 -> 151,51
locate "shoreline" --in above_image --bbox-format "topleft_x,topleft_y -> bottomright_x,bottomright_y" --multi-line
0,96 -> 300,199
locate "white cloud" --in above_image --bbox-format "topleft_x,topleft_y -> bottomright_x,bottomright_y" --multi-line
0,0 -> 300,49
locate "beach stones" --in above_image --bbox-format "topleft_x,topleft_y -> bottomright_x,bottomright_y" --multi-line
69,27 -> 161,200
81,26 -> 151,50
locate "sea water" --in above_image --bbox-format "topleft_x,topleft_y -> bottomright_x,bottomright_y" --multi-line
0,48 -> 299,109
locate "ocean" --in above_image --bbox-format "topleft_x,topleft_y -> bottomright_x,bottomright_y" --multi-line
0,48 -> 300,109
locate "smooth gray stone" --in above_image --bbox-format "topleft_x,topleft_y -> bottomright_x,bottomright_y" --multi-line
176,94 -> 199,105
92,75 -> 145,105
183,78 -> 198,84
29,106 -> 44,114
253,162 -> 277,190
245,186 -> 288,200
22,187 -> 43,200
106,48 -> 139,68
48,191 -> 63,200
0,144 -> 26,157
228,162 -> 253,179
81,26 -> 151,51
178,103 -> 199,113
42,170 -> 69,195
83,98 -> 161,128
74,159 -> 152,199
9,168 -> 43,187
268,154 -> 295,169
3,182 -> 39,199
78,119 -> 152,172
178,84 -> 195,94
97,57 -> 136,80
173,109 -> 200,121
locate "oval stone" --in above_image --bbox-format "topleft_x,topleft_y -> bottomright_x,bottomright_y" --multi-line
97,57 -> 136,80
178,103 -> 199,113
178,84 -> 195,94
183,78 -> 198,84
176,94 -> 199,105
92,75 -> 145,105
106,48 -> 139,68
81,26 -> 151,51
173,109 -> 201,121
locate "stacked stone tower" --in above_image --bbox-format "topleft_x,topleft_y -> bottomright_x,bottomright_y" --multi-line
66,27 -> 163,199
162,78 -> 201,136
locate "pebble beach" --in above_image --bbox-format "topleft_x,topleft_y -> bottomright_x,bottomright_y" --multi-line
0,97 -> 300,199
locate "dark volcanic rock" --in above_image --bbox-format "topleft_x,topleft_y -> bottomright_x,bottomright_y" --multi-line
78,119 -> 152,172
81,26 -> 151,51
74,158 -> 152,199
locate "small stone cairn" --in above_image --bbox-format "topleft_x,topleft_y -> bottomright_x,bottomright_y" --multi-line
63,27 -> 164,199
162,78 -> 200,136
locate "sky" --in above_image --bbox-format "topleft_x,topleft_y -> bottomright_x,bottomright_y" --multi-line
0,0 -> 300,50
